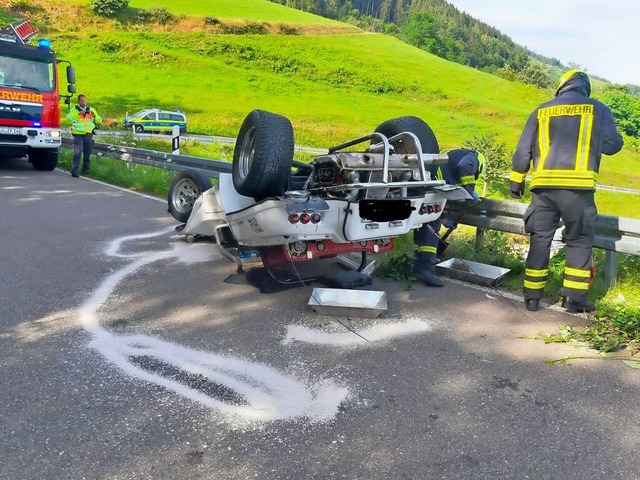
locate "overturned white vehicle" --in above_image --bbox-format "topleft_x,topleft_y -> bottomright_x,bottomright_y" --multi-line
167,110 -> 471,279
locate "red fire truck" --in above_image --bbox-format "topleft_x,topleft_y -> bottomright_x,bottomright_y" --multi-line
0,20 -> 76,170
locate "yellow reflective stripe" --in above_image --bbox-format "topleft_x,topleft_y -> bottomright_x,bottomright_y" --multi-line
436,168 -> 444,181
531,178 -> 595,188
563,279 -> 589,290
576,113 -> 593,171
509,170 -> 527,183
524,280 -> 546,290
538,116 -> 550,169
417,245 -> 437,254
565,267 -> 591,278
458,175 -> 475,185
526,268 -> 549,277
530,170 -> 597,189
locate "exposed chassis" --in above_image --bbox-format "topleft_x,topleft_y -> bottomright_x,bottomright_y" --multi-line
169,111 -> 471,269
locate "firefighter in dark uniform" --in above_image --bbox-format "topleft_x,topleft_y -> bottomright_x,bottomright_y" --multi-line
510,70 -> 623,313
413,148 -> 484,286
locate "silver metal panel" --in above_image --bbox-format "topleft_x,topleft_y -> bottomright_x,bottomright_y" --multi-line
308,288 -> 387,318
436,258 -> 511,287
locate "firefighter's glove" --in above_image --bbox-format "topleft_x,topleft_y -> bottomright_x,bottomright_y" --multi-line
510,183 -> 524,199
443,218 -> 457,230
463,190 -> 481,207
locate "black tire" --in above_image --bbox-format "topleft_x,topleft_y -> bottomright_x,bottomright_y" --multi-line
167,170 -> 213,223
135,124 -> 144,133
373,116 -> 439,154
29,148 -> 59,171
232,109 -> 294,200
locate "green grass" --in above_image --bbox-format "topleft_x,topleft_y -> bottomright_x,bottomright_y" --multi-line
595,189 -> 640,217
54,31 -> 545,143
0,9 -> 13,23
66,0 -> 342,24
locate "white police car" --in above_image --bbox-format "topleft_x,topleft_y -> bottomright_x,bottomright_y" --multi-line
123,108 -> 187,133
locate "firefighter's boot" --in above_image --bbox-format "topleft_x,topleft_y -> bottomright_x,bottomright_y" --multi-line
562,297 -> 595,314
413,252 -> 444,287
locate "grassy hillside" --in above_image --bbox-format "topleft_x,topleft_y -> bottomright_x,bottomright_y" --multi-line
127,0 -> 341,24
2,0 -> 639,207
64,0 -> 340,23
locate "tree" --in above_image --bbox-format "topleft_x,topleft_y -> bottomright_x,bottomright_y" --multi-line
401,12 -> 437,50
517,62 -> 552,89
599,87 -> 640,138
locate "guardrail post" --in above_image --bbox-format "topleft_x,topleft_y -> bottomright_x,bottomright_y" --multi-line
604,250 -> 618,289
123,153 -> 133,172
475,227 -> 485,251
168,125 -> 181,181
172,125 -> 180,155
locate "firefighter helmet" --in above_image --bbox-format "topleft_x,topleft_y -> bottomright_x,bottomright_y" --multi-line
556,69 -> 591,97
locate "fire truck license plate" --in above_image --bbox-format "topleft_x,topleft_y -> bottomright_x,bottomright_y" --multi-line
0,127 -> 22,135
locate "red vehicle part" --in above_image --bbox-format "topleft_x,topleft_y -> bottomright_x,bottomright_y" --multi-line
0,20 -> 75,170
260,238 -> 394,269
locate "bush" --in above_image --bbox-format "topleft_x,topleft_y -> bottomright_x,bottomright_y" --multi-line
134,9 -> 150,23
100,40 -> 121,53
91,0 -> 129,18
599,87 -> 640,139
133,7 -> 175,25
148,7 -> 174,25
463,132 -> 509,184
219,21 -> 268,35
278,24 -> 300,35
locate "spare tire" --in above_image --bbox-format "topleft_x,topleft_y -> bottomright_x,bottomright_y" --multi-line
232,110 -> 294,201
167,170 -> 212,223
373,116 -> 439,154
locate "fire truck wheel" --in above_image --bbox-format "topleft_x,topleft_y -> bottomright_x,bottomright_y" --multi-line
232,109 -> 294,201
167,170 -> 213,223
29,148 -> 59,171
373,116 -> 440,154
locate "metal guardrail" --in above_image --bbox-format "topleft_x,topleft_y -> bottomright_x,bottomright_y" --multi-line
93,130 -> 328,155
62,137 -> 640,287
444,199 -> 640,287
62,137 -> 232,179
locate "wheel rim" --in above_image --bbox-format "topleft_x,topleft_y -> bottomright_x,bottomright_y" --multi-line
171,178 -> 200,215
238,126 -> 257,180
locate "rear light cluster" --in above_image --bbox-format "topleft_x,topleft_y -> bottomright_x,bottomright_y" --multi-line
419,203 -> 442,215
289,212 -> 322,224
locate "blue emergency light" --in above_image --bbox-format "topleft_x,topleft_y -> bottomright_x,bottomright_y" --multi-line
37,38 -> 51,49
33,122 -> 41,127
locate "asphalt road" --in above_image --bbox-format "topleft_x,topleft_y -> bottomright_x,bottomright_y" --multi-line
1,160 -> 639,480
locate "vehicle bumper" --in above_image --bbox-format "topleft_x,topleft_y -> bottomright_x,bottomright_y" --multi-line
0,126 -> 62,149
225,193 -> 446,247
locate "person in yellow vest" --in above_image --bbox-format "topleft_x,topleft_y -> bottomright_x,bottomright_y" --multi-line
510,70 -> 623,313
67,94 -> 102,177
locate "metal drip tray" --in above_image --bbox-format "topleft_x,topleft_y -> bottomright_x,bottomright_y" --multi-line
308,288 -> 387,318
436,258 -> 511,286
